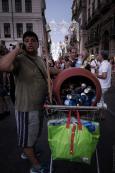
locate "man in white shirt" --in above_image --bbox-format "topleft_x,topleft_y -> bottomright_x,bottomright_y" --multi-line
96,50 -> 111,108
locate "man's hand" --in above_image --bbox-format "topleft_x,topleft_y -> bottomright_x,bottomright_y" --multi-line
15,42 -> 24,54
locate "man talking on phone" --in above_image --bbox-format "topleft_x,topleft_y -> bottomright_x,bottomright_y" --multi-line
0,31 -> 48,173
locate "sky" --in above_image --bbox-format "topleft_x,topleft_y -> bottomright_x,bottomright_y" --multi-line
45,0 -> 72,59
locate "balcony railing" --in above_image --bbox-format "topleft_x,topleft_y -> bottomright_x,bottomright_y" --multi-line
85,37 -> 100,48
87,13 -> 100,28
86,0 -> 113,28
100,0 -> 113,13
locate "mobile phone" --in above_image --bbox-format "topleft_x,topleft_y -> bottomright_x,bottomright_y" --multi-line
19,43 -> 26,50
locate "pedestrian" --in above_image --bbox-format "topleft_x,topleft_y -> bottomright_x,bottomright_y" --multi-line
81,49 -> 91,71
0,41 -> 10,120
95,50 -> 112,108
75,54 -> 83,68
109,56 -> 115,72
69,47 -> 78,67
90,54 -> 99,74
0,31 -> 48,173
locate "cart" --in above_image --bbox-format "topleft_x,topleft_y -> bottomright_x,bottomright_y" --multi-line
44,104 -> 102,173
45,68 -> 103,173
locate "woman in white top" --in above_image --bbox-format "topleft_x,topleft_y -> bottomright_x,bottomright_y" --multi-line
90,55 -> 99,74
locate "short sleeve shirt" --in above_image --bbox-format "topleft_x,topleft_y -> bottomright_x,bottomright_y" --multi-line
13,53 -> 48,111
98,60 -> 111,89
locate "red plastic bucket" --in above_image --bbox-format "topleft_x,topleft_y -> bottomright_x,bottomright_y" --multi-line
53,68 -> 102,106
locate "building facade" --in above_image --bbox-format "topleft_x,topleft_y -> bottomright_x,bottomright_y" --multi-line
72,0 -> 115,57
0,0 -> 48,55
72,0 -> 87,53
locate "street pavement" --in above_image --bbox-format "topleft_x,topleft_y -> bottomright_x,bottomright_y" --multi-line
0,74 -> 115,173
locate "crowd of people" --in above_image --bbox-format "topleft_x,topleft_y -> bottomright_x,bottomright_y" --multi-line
0,40 -> 15,120
0,31 -> 115,173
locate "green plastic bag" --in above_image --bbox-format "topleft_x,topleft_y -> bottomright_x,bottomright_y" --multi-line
48,111 -> 100,164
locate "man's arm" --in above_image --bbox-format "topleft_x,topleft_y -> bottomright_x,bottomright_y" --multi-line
0,44 -> 21,72
96,72 -> 107,79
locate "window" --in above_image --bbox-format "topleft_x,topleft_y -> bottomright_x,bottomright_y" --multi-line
26,23 -> 33,31
25,0 -> 32,12
4,23 -> 11,38
88,8 -> 90,20
96,48 -> 99,54
97,0 -> 100,7
92,0 -> 95,14
91,49 -> 94,54
2,0 -> 9,12
15,0 -> 22,12
16,23 -> 23,38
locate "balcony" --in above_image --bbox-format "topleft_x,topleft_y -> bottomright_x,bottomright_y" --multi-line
91,10 -> 100,21
87,13 -> 100,28
86,6 -> 101,28
85,37 -> 100,48
100,0 -> 113,14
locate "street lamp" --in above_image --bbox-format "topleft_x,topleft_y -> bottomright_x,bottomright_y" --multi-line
11,0 -> 15,40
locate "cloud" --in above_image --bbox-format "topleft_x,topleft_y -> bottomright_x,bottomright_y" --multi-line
51,41 -> 62,60
59,26 -> 68,35
49,20 -> 57,31
49,19 -> 70,35
49,20 -> 71,60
